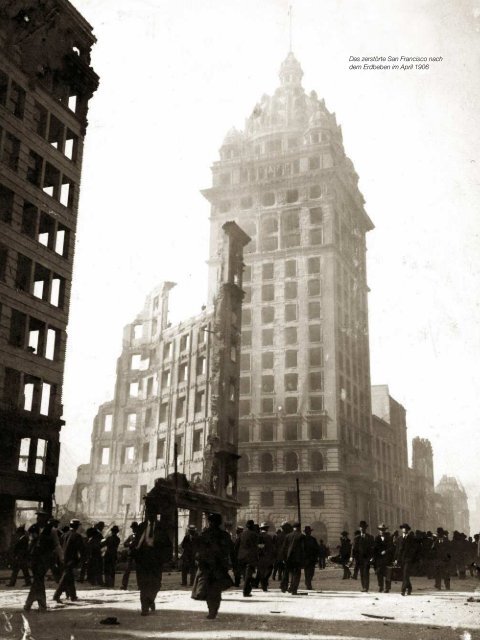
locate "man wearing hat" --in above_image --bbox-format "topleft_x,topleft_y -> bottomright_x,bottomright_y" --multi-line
24,510 -> 61,611
394,523 -> 418,595
256,522 -> 275,591
303,526 -> 320,590
351,521 -> 375,592
232,526 -> 244,587
53,519 -> 84,603
104,525 -> 121,588
7,525 -> 31,587
431,527 -> 451,590
180,525 -> 199,587
121,521 -> 140,590
272,522 -> 290,582
237,519 -> 259,597
282,521 -> 305,595
373,524 -> 394,593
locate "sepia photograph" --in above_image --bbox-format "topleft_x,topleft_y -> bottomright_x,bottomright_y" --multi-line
0,1 -> 479,638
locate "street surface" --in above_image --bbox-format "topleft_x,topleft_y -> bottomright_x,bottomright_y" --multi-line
0,568 -> 479,640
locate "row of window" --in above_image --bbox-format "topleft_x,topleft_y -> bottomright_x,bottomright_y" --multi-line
243,280 -> 321,304
238,417 -> 325,441
8,307 -> 60,361
244,228 -> 324,253
239,450 -> 325,473
220,130 -> 329,161
239,371 -> 324,395
3,367 -> 55,417
241,323 -> 323,347
241,348 -> 324,371
243,256 -> 321,282
99,430 -> 203,466
242,304 -> 321,328
12,252 -> 66,309
17,437 -> 48,475
238,489 -> 325,508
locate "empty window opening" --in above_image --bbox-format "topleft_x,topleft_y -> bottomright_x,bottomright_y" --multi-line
176,396 -> 186,418
2,133 -> 20,170
129,382 -> 139,397
156,438 -> 165,459
26,151 -> 42,186
262,397 -> 274,413
126,413 -> 137,430
238,454 -> 249,472
175,435 -> 183,456
64,131 -> 77,161
312,451 -> 324,471
285,327 -> 297,344
142,442 -> 149,463
133,324 -> 143,340
163,341 -> 172,359
21,202 -> 37,238
146,377 -> 154,397
285,422 -> 299,441
193,429 -> 202,452
60,177 -> 74,207
28,318 -> 45,355
18,438 -> 31,472
40,383 -> 51,415
48,114 -> 64,151
285,451 -> 298,471
285,304 -> 297,322
178,362 -> 188,383
229,380 -> 236,401
180,334 -> 190,351
33,263 -> 49,300
4,368 -> 21,407
68,94 -> 78,113
38,212 -> 55,249
161,369 -> 171,387
285,350 -> 297,368
310,421 -> 324,439
285,396 -> 298,414
195,390 -> 205,413
197,356 -> 206,376
8,81 -> 25,118
101,447 -> 110,465
55,225 -> 69,257
35,438 -> 47,474
0,71 -> 8,107
286,189 -> 298,204
262,192 -> 275,207
284,210 -> 299,231
43,163 -> 60,198
285,373 -> 298,391
23,378 -> 36,411
262,351 -> 274,369
33,102 -> 48,137
125,446 -> 135,463
159,402 -> 168,422
0,183 -> 14,223
9,309 -> 27,347
50,275 -> 64,307
260,452 -> 274,472
261,422 -> 274,441
131,354 -> 142,369
308,257 -> 321,273
104,414 -> 113,432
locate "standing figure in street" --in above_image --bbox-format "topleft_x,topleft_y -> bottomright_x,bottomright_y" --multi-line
256,522 -> 275,591
121,521 -> 139,590
191,512 -> 234,619
373,524 -> 394,593
7,525 -> 31,587
394,523 -> 418,596
47,518 -> 62,583
87,522 -> 105,586
53,519 -> 84,603
431,527 -> 451,590
180,525 -> 199,587
237,519 -> 259,597
104,525 -> 120,588
351,521 -> 375,593
133,511 -> 173,615
24,510 -> 63,612
337,531 -> 352,579
282,521 -> 305,595
318,539 -> 329,570
232,525 -> 243,587
272,523 -> 289,581
303,526 -> 319,590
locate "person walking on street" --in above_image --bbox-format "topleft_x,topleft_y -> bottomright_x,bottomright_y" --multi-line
373,524 -> 394,593
24,510 -> 63,612
53,519 -> 84,603
237,519 -> 258,597
273,523 -> 290,581
256,522 -> 275,591
121,521 -> 139,590
318,539 -> 329,570
351,521 -> 375,593
104,525 -> 120,588
7,525 -> 31,587
87,521 -> 105,586
180,525 -> 199,587
232,526 -> 243,587
394,523 -> 418,596
282,521 -> 305,595
303,525 -> 319,590
191,512 -> 234,619
337,531 -> 352,579
431,527 -> 451,590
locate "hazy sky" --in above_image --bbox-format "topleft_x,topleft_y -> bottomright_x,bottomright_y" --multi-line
60,0 -> 480,521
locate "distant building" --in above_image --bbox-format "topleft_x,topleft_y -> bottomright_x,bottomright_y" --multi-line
0,0 -> 98,550
203,53 -> 375,542
410,437 -> 437,531
436,475 -> 470,535
70,222 -> 249,530
371,385 -> 410,527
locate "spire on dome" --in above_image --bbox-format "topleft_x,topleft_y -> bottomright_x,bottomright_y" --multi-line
279,51 -> 303,88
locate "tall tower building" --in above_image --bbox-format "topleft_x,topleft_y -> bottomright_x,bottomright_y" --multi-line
203,53 -> 375,541
0,1 -> 98,549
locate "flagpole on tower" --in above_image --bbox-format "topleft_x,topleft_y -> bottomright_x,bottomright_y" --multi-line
289,5 -> 293,52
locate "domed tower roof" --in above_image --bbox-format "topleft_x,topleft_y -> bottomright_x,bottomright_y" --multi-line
222,126 -> 243,144
279,51 -> 303,88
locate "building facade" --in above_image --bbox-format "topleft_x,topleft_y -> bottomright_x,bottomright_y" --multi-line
410,436 -> 437,531
71,222 -> 250,528
0,0 -> 98,550
436,475 -> 470,535
371,385 -> 410,527
202,53 -> 375,542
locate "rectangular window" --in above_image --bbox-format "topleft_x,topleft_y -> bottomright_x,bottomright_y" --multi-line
18,437 -> 31,472
261,422 -> 274,441
242,308 -> 251,325
285,259 -> 296,277
240,377 -> 251,395
261,306 -> 275,324
129,382 -> 139,397
310,420 -> 324,439
310,207 -> 323,225
285,422 -> 299,441
261,375 -> 274,393
125,446 -> 135,463
309,324 -> 323,342
239,400 -> 250,417
308,279 -> 321,296
309,156 -> 320,171
8,81 -> 25,118
178,362 -> 188,383
310,395 -> 324,411
240,353 -> 251,371
161,369 -> 171,388
285,304 -> 297,322
239,422 -> 250,442
126,413 -> 137,431
101,447 -> 110,466
310,184 -> 322,199
180,334 -> 190,351
311,491 -> 325,507
145,408 -> 152,428
285,281 -> 297,299
195,390 -> 205,413
26,150 -> 42,186
262,284 -> 274,301
262,351 -> 274,369
238,491 -> 250,506
262,328 -> 274,346
2,133 -> 20,171
285,396 -> 298,414
197,356 -> 206,375
242,330 -> 251,347
193,429 -> 202,452
308,257 -> 321,274
104,414 -> 113,432
163,341 -> 172,359
33,102 -> 48,137
285,327 -> 297,344
9,309 -> 27,347
0,184 -> 14,223
35,438 -> 47,475
285,373 -> 298,391
43,162 -> 60,198
156,438 -> 165,459
243,286 -> 251,303
285,490 -> 297,507
39,383 -> 51,416
285,350 -> 297,368
260,491 -> 274,507
142,442 -> 150,463
262,263 -> 274,280
310,371 -> 324,391
176,396 -> 186,418
261,397 -> 274,413
310,228 -> 324,245
159,402 -> 168,423
310,347 -> 324,367
243,265 -> 251,282
308,301 -> 321,320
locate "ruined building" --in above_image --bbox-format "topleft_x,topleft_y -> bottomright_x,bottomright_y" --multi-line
71,223 -> 250,528
410,437 -> 437,531
371,385 -> 411,527
435,475 -> 470,535
0,1 -> 98,549
202,53 -> 375,541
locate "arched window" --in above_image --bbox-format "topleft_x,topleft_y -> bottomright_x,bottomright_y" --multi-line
311,451 -> 324,471
285,451 -> 298,471
238,455 -> 249,472
260,452 -> 274,472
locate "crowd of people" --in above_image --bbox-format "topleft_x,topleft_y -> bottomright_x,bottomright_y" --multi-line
5,509 -> 480,619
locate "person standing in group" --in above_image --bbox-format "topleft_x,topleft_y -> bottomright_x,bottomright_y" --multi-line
303,526 -> 319,590
53,519 -> 84,603
337,531 -> 352,579
104,525 -> 121,588
132,510 -> 173,615
373,524 -> 394,593
121,521 -> 139,590
394,523 -> 418,596
318,539 -> 329,570
191,512 -> 234,619
7,525 -> 31,587
87,521 -> 105,586
46,517 -> 62,583
282,521 -> 305,595
232,525 -> 244,587
256,522 -> 275,591
237,519 -> 259,597
272,523 -> 289,581
180,525 -> 199,587
24,510 -> 63,612
431,527 -> 451,591
351,521 -> 375,593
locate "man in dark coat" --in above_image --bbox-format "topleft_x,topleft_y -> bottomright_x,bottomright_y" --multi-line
237,519 -> 258,597
273,522 -> 290,581
53,519 -> 84,602
351,520 -> 375,592
431,527 -> 451,590
7,525 -> 31,587
133,512 -> 173,615
232,525 -> 243,587
180,525 -> 199,586
373,523 -> 394,593
121,521 -> 139,590
256,522 -> 275,591
282,521 -> 305,595
394,523 -> 418,595
104,525 -> 120,587
191,512 -> 234,619
24,510 -> 62,611
87,521 -> 105,586
337,531 -> 352,579
303,525 -> 319,590
318,539 -> 329,570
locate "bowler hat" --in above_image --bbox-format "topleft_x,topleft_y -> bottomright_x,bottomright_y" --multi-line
70,519 -> 81,527
341,530 -> 349,536
111,525 -> 120,533
207,512 -> 222,526
259,522 -> 269,529
292,521 -> 301,528
377,523 -> 388,531
359,520 -> 368,528
188,525 -> 197,531
246,519 -> 255,528
436,527 -> 444,536
304,525 -> 313,532
399,523 -> 411,531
